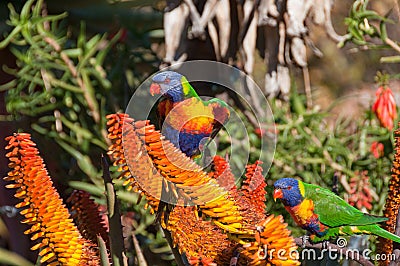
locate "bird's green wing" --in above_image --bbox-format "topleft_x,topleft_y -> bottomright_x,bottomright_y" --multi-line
303,182 -> 387,227
205,98 -> 230,139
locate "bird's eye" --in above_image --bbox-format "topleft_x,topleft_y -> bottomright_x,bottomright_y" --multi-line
287,186 -> 292,190
165,78 -> 170,84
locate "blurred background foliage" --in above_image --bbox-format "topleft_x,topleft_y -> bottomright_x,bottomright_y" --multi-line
0,0 -> 399,265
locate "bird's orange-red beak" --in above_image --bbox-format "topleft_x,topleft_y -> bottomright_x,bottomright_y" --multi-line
150,83 -> 161,96
273,188 -> 283,202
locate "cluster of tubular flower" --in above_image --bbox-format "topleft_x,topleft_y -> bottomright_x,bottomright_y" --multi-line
4,133 -> 100,265
3,113 -> 300,265
106,113 -> 300,265
377,123 -> 400,263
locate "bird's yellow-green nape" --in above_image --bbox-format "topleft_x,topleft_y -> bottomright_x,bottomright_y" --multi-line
180,75 -> 198,98
181,76 -> 191,95
298,180 -> 306,197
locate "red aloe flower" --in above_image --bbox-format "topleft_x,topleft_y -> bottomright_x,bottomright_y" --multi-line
370,141 -> 384,158
372,86 -> 397,130
210,155 -> 237,191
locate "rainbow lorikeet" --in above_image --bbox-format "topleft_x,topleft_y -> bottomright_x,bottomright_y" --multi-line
150,71 -> 230,159
273,178 -> 400,243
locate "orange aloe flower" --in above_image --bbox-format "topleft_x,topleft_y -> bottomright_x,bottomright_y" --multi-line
67,190 -> 110,249
210,155 -> 237,191
238,161 -> 267,224
106,114 -> 246,234
4,133 -> 99,265
106,113 -> 300,265
167,205 -> 238,265
237,163 -> 299,265
106,113 -> 161,213
372,86 -> 397,130
240,214 -> 300,266
377,123 -> 400,265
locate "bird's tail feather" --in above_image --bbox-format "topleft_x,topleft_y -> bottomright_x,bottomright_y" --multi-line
371,226 -> 400,243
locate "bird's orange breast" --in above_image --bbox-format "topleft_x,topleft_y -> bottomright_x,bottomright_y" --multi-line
286,199 -> 315,226
285,198 -> 327,235
166,98 -> 214,133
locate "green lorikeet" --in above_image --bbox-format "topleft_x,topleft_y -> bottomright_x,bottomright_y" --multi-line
273,178 -> 400,243
150,71 -> 230,159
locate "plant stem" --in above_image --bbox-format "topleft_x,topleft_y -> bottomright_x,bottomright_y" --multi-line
303,67 -> 313,110
43,36 -> 111,145
161,226 -> 187,266
385,38 -> 400,54
102,154 -> 128,266
132,233 -> 148,266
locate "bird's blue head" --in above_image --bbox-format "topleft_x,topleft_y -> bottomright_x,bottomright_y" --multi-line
273,178 -> 304,207
150,71 -> 185,102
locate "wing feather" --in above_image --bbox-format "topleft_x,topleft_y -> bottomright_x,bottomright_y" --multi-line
303,183 -> 387,227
